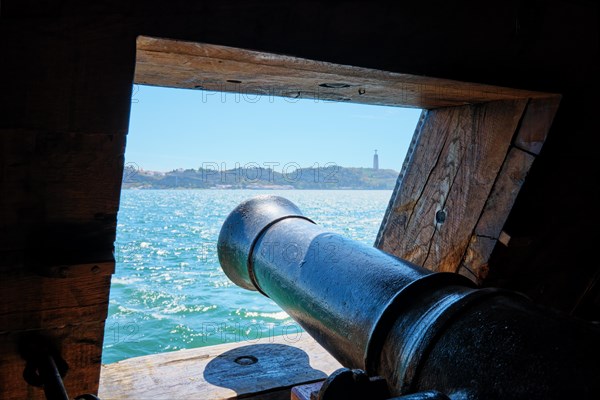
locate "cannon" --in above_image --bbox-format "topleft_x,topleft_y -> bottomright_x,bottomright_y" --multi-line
217,196 -> 600,399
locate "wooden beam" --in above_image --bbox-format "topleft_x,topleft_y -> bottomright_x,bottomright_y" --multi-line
0,272 -> 111,333
0,322 -> 106,400
514,95 -> 561,155
99,334 -> 342,400
291,381 -> 324,400
0,128 -> 123,398
458,147 -> 536,282
376,100 -> 528,272
135,36 -> 554,109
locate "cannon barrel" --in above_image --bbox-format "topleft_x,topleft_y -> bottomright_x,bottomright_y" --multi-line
217,196 -> 600,399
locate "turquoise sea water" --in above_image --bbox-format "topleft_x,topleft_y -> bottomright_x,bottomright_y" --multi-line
102,189 -> 392,364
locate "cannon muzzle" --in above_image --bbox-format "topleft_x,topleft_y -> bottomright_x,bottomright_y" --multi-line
218,196 -> 600,399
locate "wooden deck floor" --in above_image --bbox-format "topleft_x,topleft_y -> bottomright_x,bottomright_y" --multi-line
99,334 -> 341,399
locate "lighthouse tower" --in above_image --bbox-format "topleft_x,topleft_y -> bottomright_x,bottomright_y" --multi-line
373,150 -> 379,170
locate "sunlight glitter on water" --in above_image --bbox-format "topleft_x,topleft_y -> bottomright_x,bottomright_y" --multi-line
102,189 -> 392,363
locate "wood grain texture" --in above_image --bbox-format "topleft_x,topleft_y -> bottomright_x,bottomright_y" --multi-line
514,95 -> 561,155
377,100 -> 527,273
471,147 -> 536,239
458,236 -> 496,283
135,36 -> 554,110
0,130 -> 126,270
0,128 -> 125,398
99,334 -> 341,400
291,381 -> 324,400
0,322 -> 106,400
459,147 -> 536,282
0,272 -> 111,332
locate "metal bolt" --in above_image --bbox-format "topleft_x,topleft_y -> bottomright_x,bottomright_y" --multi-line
234,355 -> 258,365
435,210 -> 447,224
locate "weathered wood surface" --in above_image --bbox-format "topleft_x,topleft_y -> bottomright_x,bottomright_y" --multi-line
0,272 -> 111,333
291,381 -> 324,400
135,36 -> 554,110
376,100 -> 528,273
0,129 -> 125,273
514,95 -> 561,155
458,147 -> 536,282
99,334 -> 341,400
0,322 -> 106,400
0,127 -> 125,399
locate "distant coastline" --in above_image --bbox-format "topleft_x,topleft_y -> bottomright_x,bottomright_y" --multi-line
122,165 -> 399,190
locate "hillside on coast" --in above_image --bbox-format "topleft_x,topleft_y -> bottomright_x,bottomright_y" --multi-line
122,165 -> 399,190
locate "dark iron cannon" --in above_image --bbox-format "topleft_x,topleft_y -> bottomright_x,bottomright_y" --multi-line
217,195 -> 600,399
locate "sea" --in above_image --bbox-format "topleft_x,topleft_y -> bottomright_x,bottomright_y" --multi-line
102,189 -> 392,364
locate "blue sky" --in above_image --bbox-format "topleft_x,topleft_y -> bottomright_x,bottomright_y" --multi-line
126,85 -> 422,172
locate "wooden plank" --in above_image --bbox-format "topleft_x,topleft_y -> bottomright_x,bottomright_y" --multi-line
29,130 -> 125,222
0,272 -> 111,332
457,262 -> 481,282
38,259 -> 115,279
0,129 -> 126,272
458,236 -> 496,283
375,111 -> 428,248
135,36 -> 555,110
458,146 -> 538,283
0,322 -> 106,400
99,334 -> 342,400
514,95 -> 561,155
0,28 -> 128,400
471,147 -> 536,238
376,100 -> 527,273
291,381 -> 324,400
0,128 -> 120,397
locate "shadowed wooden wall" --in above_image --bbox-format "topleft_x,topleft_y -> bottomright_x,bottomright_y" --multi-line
0,1 -> 597,398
